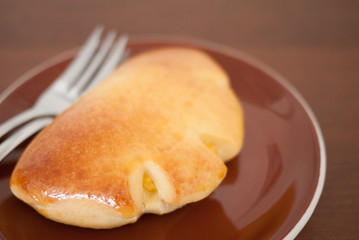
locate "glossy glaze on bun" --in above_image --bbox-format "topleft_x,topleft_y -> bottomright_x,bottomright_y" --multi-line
10,47 -> 244,228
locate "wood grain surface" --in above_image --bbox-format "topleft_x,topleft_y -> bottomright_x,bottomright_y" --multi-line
0,0 -> 358,239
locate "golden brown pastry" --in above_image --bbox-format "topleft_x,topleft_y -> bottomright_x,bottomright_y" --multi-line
10,47 -> 244,229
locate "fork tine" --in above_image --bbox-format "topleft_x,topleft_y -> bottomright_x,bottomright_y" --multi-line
51,26 -> 104,92
83,35 -> 129,93
68,30 -> 117,98
0,27 -> 104,139
0,117 -> 53,162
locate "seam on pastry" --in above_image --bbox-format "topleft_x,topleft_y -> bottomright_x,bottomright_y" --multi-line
142,162 -> 176,204
198,133 -> 241,162
127,162 -> 177,215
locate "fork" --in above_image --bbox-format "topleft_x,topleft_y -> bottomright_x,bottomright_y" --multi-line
0,26 -> 128,162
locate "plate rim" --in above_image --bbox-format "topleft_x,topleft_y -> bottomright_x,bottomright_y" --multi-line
0,36 -> 326,240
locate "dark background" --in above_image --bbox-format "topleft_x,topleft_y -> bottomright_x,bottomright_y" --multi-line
0,0 -> 358,239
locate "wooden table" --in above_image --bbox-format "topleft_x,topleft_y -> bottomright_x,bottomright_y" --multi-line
1,0 -> 358,239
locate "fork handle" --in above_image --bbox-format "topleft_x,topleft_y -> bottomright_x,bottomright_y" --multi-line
0,117 -> 53,162
0,108 -> 52,139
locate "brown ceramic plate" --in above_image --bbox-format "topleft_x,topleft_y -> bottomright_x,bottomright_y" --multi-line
0,37 -> 325,240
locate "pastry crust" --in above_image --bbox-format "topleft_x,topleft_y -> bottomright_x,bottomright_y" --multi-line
10,47 -> 244,228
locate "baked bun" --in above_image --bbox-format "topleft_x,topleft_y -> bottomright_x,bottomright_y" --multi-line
10,47 -> 244,228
